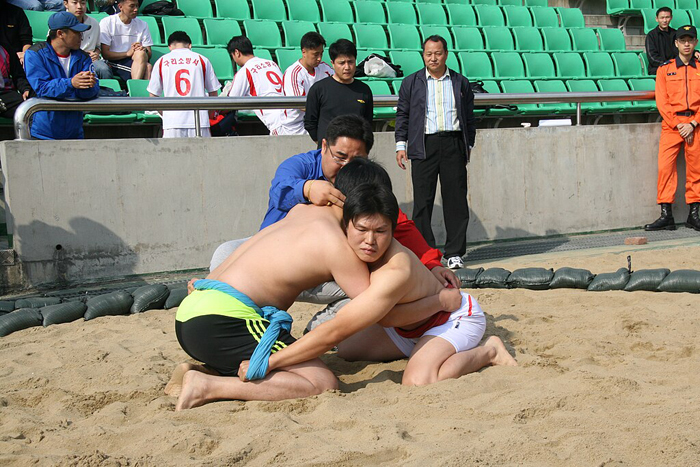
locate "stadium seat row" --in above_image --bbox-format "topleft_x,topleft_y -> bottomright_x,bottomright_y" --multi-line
607,0 -> 699,15
640,8 -> 700,32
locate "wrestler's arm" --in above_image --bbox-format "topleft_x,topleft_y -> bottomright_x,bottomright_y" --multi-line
377,286 -> 462,328
327,239 -> 370,299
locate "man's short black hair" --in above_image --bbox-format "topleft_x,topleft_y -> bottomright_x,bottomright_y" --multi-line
335,158 -> 392,198
227,35 -> 254,56
656,7 -> 672,16
301,31 -> 326,51
325,114 -> 374,153
329,39 -> 357,62
343,183 -> 399,233
168,31 -> 192,46
422,35 -> 448,53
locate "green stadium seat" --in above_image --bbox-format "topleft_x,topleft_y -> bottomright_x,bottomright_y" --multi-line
447,4 -> 477,27
677,0 -> 698,9
484,27 -> 515,50
140,16 -> 164,46
532,7 -> 559,27
628,77 -> 657,110
639,51 -> 650,73
606,0 -> 636,15
204,19 -> 242,47
416,4 -> 448,25
126,79 -> 162,123
481,80 -> 519,116
275,48 -> 299,71
365,80 -> 396,118
215,0 -> 251,20
354,24 -> 389,50
318,23 -> 353,47
281,21 -> 317,49
254,48 -> 274,61
162,17 -> 204,47
524,0 -> 548,7
243,19 -> 283,50
542,27 -> 573,51
513,26 -> 544,51
522,52 -> 556,78
453,27 -> 485,51
533,79 -> 576,113
583,52 -> 615,78
177,0 -> 213,18
641,9 -> 657,34
387,3 -> 418,25
192,47 -> 234,80
472,0 -> 498,6
354,1 -> 388,24
597,79 -> 636,111
565,79 -> 605,112
320,0 -> 355,23
389,50 -> 425,75
493,51 -> 526,78
286,0 -> 321,22
504,6 -> 533,27
500,80 -> 541,114
459,51 -> 494,79
252,0 -> 287,21
557,8 -> 585,28
388,24 -> 422,50
652,0 -> 674,9
447,52 -> 460,71
150,46 -> 169,65
570,27 -> 599,51
630,0 -> 652,8
612,52 -> 644,77
475,5 -> 506,26
85,79 -> 138,124
421,26 -> 454,49
670,10 -> 692,30
553,52 -> 586,78
499,0 -> 523,6
444,0 -> 470,3
25,10 -> 52,42
597,28 -> 626,52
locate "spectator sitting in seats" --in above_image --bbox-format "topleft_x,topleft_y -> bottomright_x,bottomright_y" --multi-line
99,0 -> 152,81
23,11 -> 99,139
63,0 -> 112,79
7,0 -> 64,12
0,0 -> 34,65
0,43 -> 32,119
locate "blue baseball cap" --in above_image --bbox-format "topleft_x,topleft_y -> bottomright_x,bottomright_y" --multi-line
47,11 -> 91,32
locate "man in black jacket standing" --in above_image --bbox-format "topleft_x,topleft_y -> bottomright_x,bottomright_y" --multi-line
646,7 -> 677,76
395,35 -> 476,270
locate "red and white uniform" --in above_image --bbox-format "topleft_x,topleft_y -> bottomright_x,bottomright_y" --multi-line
225,56 -> 286,134
281,60 -> 334,135
147,48 -> 221,134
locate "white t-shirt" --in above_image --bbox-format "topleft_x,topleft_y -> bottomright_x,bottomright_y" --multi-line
147,48 -> 221,130
99,14 -> 153,54
57,53 -> 71,77
81,15 -> 100,52
281,60 -> 334,135
225,56 -> 285,134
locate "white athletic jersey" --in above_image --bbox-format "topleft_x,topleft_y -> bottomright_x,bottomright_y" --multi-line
281,60 -> 334,135
99,15 -> 153,54
225,56 -> 286,133
147,48 -> 221,130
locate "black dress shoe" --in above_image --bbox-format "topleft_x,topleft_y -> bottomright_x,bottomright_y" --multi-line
644,203 -> 677,231
686,203 -> 700,231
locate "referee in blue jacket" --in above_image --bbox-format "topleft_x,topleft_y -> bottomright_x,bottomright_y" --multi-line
24,11 -> 99,140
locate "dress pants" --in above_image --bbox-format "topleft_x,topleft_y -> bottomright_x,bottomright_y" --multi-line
411,132 -> 469,259
657,119 -> 700,204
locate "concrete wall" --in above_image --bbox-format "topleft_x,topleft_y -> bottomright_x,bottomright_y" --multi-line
0,123 -> 684,290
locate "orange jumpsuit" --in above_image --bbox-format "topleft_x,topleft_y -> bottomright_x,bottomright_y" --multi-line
655,56 -> 700,204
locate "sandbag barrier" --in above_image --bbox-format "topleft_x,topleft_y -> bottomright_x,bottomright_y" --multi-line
0,284 -> 187,338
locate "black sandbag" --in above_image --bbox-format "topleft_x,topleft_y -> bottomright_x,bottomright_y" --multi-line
506,267 -> 554,290
130,284 -> 170,313
0,301 -> 15,312
550,267 -> 595,289
475,267 -> 511,289
454,268 -> 484,288
41,301 -> 87,327
84,291 -> 133,321
624,268 -> 671,292
14,297 -> 62,308
0,308 -> 44,337
164,288 -> 188,309
587,268 -> 630,291
657,269 -> 700,293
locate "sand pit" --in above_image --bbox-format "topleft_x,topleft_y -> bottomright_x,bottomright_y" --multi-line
1,240 -> 699,465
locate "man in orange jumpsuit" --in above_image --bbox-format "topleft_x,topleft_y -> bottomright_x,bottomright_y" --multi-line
646,25 -> 700,232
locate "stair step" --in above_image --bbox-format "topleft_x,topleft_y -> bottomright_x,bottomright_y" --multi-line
584,14 -> 616,28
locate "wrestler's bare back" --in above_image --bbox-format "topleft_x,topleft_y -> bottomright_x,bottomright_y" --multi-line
208,204 -> 370,310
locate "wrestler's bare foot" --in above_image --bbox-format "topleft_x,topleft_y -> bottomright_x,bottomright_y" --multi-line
165,362 -> 210,397
176,370 -> 212,411
484,336 -> 518,367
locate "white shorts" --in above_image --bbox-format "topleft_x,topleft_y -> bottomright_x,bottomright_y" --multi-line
162,128 -> 211,138
384,292 -> 486,357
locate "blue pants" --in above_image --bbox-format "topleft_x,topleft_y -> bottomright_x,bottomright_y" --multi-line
7,0 -> 64,10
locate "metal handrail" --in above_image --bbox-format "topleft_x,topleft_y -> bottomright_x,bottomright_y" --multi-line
14,91 -> 656,140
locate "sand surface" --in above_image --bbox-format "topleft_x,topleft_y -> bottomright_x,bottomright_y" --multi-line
1,240 -> 699,466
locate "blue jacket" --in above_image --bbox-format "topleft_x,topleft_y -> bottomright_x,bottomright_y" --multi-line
260,149 -> 325,230
24,42 -> 99,140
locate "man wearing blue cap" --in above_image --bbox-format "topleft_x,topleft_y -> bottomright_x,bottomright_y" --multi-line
23,11 -> 99,140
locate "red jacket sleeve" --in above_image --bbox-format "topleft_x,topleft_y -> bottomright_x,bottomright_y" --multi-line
393,209 -> 443,270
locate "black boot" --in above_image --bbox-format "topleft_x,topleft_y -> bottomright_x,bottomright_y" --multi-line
686,203 -> 700,231
644,203 -> 677,231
